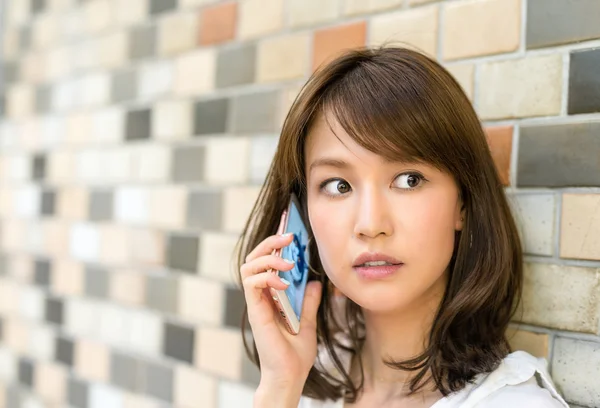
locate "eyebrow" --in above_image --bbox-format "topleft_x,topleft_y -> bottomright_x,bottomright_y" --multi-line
309,157 -> 421,173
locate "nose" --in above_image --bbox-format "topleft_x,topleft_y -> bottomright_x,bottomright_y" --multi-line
352,186 -> 394,239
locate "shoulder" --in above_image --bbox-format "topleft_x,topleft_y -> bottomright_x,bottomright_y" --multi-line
477,377 -> 567,408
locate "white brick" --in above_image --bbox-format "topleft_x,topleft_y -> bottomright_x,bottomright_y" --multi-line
552,337 -> 600,407
507,193 -> 556,256
71,39 -> 99,71
205,138 -> 250,185
99,31 -> 129,69
135,144 -> 172,181
46,46 -> 72,81
6,0 -> 30,27
138,60 -> 174,100
40,116 -> 66,148
199,232 -> 239,284
174,50 -> 216,96
28,325 -> 54,361
19,286 -> 44,321
32,13 -> 60,49
92,108 -> 124,144
343,0 -> 403,15
61,9 -> 85,41
105,149 -> 133,183
0,347 -> 17,382
52,79 -> 78,112
14,185 -> 40,218
84,0 -> 112,34
288,0 -> 340,28
89,383 -> 124,408
217,381 -> 255,407
113,0 -> 148,26
7,154 -> 31,182
69,223 -> 100,262
158,13 -> 198,56
76,149 -> 103,183
478,55 -> 562,120
114,187 -> 150,225
152,99 -> 193,140
250,136 -> 278,183
127,309 -> 163,356
98,303 -> 130,348
65,298 -> 99,337
81,73 -> 111,107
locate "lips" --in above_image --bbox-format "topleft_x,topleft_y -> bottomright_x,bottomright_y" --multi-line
352,252 -> 403,267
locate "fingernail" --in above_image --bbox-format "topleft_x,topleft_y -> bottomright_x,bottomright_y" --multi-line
281,232 -> 293,237
283,258 -> 295,264
280,277 -> 290,286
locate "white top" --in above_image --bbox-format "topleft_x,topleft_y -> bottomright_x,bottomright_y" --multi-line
299,348 -> 569,408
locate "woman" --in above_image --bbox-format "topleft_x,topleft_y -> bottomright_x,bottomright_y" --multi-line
235,47 -> 569,407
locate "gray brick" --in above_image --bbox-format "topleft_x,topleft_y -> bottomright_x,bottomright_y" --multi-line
68,377 -> 88,408
111,352 -> 142,392
527,0 -> 600,49
193,98 -> 229,136
31,0 -> 46,13
126,108 -> 152,141
145,274 -> 178,313
45,297 -> 63,325
232,90 -> 280,134
172,146 -> 205,182
41,189 -> 55,216
34,259 -> 51,287
141,361 -> 173,402
130,25 -> 156,60
85,266 -> 109,298
89,190 -> 113,222
568,48 -> 600,115
517,122 -> 600,187
7,385 -> 22,408
163,322 -> 195,363
19,26 -> 31,50
111,69 -> 137,103
32,154 -> 46,180
55,335 -> 74,366
241,353 -> 261,387
18,358 -> 34,387
167,234 -> 199,273
2,62 -> 18,85
0,254 -> 7,276
36,85 -> 52,113
150,0 -> 177,15
216,44 -> 257,88
187,190 -> 223,229
224,287 -> 246,329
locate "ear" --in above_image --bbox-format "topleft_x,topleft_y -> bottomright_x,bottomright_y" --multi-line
455,200 -> 465,231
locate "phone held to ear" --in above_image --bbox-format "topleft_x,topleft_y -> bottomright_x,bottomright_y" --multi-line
268,193 -> 311,335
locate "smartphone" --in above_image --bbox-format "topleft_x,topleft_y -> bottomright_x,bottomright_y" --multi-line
268,193 -> 311,335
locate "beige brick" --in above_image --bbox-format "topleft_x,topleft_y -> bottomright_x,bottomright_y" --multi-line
222,186 -> 261,233
257,33 -> 309,83
32,13 -> 60,49
35,362 -> 66,402
84,0 -> 112,34
199,232 -> 239,284
560,194 -> 600,261
110,269 -> 145,306
6,0 -> 29,26
71,38 -> 100,71
179,276 -> 224,325
57,187 -> 88,220
158,13 -> 198,56
175,365 -> 218,408
444,63 -> 475,101
149,186 -> 187,229
52,259 -> 84,297
0,279 -> 20,315
343,0 -> 403,15
181,0 -> 219,7
517,263 -> 600,333
505,327 -> 549,358
12,255 -> 34,283
196,327 -> 243,380
1,220 -> 25,252
134,144 -> 172,182
75,339 -> 110,382
99,31 -> 129,69
66,112 -> 93,145
288,0 -> 340,28
3,29 -> 19,60
46,46 -> 72,81
552,337 -> 600,406
113,0 -> 148,26
369,5 -> 439,57
48,0 -> 74,11
129,228 -> 165,266
48,150 -> 75,184
443,0 -> 520,60
478,54 -> 562,120
152,100 -> 193,140
7,84 -> 35,119
22,51 -> 46,83
238,0 -> 284,40
174,50 -> 216,96
42,220 -> 69,258
205,138 -> 250,185
21,120 -> 42,151
99,224 -> 130,265
409,0 -> 436,4
3,318 -> 29,354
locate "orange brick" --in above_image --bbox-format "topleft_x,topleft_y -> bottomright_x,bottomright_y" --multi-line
484,126 -> 513,186
313,21 -> 366,71
199,2 -> 237,46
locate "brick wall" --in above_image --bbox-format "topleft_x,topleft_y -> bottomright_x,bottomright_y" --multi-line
0,0 -> 599,407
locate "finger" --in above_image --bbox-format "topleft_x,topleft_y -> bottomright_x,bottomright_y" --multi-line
299,280 -> 323,331
241,248 -> 295,280
243,272 -> 291,322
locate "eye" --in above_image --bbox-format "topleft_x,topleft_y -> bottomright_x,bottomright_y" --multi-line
394,172 -> 427,190
319,178 -> 351,197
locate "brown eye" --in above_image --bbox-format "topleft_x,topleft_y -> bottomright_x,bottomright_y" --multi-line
395,173 -> 425,190
321,179 -> 351,196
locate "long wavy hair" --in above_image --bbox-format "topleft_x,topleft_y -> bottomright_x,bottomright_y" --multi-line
234,46 -> 522,403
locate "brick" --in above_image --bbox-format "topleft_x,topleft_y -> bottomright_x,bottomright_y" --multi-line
552,337 -> 600,406
55,335 -> 74,366
288,0 -> 339,28
130,228 -> 165,266
97,303 -> 130,347
194,97 -> 229,135
181,0 -> 219,7
199,232 -> 238,284
81,73 -> 111,107
110,269 -> 145,306
52,79 -> 77,112
99,225 -> 130,265
257,33 -> 309,82
196,327 -> 243,380
164,322 -> 195,364
369,6 -> 438,57
216,44 -> 256,88
89,384 -> 124,408
125,108 -> 152,141
83,0 -> 112,34
517,263 -> 600,333
218,381 -> 255,407
343,0 -> 403,16
111,352 -> 142,392
187,189 -> 223,230
35,85 -> 52,114
222,187 -> 260,233
179,275 -> 224,325
99,31 -> 128,69
568,48 -> 600,115
238,0 -> 284,40
174,50 -> 216,96
175,366 -> 217,408
92,108 -> 124,144
443,0 -> 520,60
517,122 -> 600,187
313,22 -> 366,71
36,363 -> 66,402
149,186 -> 187,228
114,187 -> 150,225
445,63 -> 474,101
145,275 -> 178,314
153,100 -> 193,140
89,190 -> 113,221
46,47 -> 71,81
484,126 -> 512,186
560,194 -> 600,261
199,2 -> 237,45
167,234 -> 200,273
21,51 -> 45,84
478,55 -> 562,120
505,327 -> 548,358
7,84 -> 34,119
128,309 -> 163,356
113,0 -> 148,26
15,185 -> 41,218
150,0 -> 176,15
41,190 -> 56,216
68,378 -> 88,408
138,60 -> 173,99
507,193 -> 555,256
158,13 -> 197,56
48,150 -> 75,184
224,287 -> 246,329
205,138 -> 250,185
141,360 -> 173,402
129,25 -> 156,60
527,0 -> 600,49
232,91 -> 279,133
250,136 -> 278,183
18,358 -> 34,387
172,146 -> 206,182
52,260 -> 84,297
69,223 -> 100,262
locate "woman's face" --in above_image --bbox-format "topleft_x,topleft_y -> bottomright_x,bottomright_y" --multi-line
305,113 -> 464,313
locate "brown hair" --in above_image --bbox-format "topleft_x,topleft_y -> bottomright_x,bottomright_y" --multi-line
234,46 -> 522,402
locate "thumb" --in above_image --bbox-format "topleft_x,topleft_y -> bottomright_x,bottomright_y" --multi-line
300,280 -> 322,330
